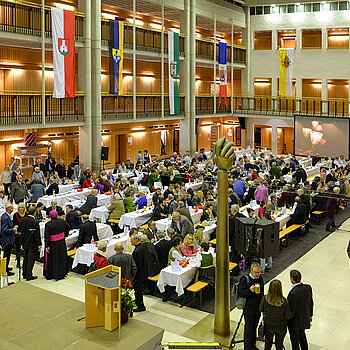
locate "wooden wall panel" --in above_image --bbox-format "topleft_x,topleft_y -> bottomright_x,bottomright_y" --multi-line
302,30 -> 322,49
254,31 -> 272,50
302,79 -> 322,98
328,79 -> 349,99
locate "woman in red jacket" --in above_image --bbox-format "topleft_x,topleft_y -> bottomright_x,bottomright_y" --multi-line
83,174 -> 92,188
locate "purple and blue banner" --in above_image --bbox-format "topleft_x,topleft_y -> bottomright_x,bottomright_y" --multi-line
218,42 -> 228,109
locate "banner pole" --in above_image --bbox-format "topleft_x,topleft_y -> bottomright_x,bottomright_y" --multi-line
41,0 -> 45,126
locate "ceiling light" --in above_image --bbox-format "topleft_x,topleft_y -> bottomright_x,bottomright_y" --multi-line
127,18 -> 144,26
54,3 -> 75,11
102,13 -> 116,20
150,23 -> 162,30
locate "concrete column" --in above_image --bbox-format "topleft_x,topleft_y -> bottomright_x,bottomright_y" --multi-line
272,29 -> 278,50
189,0 -> 196,155
213,15 -> 216,115
41,0 -> 45,126
161,0 -> 164,119
91,0 -> 102,170
179,0 -> 191,154
231,19 -> 234,114
322,78 -> 327,114
271,124 -> 277,154
241,8 -> 251,97
296,28 -> 302,50
322,28 -> 327,50
78,0 -> 92,168
295,77 -> 302,113
133,0 -> 137,121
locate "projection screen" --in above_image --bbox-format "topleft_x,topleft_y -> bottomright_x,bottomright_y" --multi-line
294,116 -> 349,158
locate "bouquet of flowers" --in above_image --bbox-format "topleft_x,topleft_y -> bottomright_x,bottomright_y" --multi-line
121,278 -> 136,315
179,260 -> 188,268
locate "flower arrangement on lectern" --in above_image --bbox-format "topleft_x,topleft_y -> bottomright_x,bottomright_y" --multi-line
121,278 -> 136,323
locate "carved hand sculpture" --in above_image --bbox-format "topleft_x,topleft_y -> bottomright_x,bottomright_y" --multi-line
213,137 -> 235,171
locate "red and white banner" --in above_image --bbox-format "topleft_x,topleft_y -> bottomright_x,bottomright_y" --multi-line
51,7 -> 76,98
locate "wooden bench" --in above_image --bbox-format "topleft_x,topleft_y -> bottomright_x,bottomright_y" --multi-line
186,281 -> 208,307
147,273 -> 160,282
67,248 -> 77,259
279,221 -> 309,249
139,224 -> 148,230
209,238 -> 216,245
107,219 -> 120,224
311,211 -> 324,223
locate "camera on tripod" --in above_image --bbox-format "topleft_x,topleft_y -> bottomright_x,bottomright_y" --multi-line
235,217 -> 279,258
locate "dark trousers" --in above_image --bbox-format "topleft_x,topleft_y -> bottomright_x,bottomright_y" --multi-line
264,324 -> 287,350
243,305 -> 261,350
2,243 -> 13,272
133,279 -> 145,309
289,329 -> 308,350
3,183 -> 10,195
23,248 -> 37,279
326,218 -> 335,231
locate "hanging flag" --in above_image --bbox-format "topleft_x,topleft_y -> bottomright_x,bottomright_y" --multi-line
51,7 -> 76,98
168,30 -> 180,115
109,20 -> 124,96
24,129 -> 37,146
218,42 -> 228,109
279,48 -> 294,97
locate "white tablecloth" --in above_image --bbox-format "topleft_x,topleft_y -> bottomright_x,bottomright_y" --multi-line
90,207 -> 110,223
96,194 -> 114,207
300,158 -> 312,169
119,208 -> 153,228
37,188 -> 90,207
157,265 -> 197,296
58,182 -> 79,194
121,172 -> 135,179
185,182 -> 203,192
155,209 -> 203,232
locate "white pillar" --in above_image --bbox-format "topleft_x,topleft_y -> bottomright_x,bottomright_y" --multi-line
296,28 -> 302,50
189,0 -> 196,155
241,8 -> 251,97
133,0 -> 137,121
322,78 -> 327,114
78,0 -> 92,168
161,0 -> 164,119
271,124 -> 277,154
296,77 -> 302,113
213,14 -> 216,115
272,30 -> 278,50
91,0 -> 101,170
41,0 -> 45,126
322,28 -> 327,51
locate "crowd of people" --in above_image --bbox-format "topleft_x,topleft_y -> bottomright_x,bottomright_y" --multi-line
0,147 -> 347,349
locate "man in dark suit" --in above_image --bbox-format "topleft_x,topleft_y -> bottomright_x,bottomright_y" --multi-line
155,231 -> 172,269
150,196 -> 169,222
288,197 -> 308,226
1,204 -> 16,276
293,166 -> 307,184
177,201 -> 193,224
229,204 -> 244,274
77,214 -> 99,247
18,206 -> 41,280
55,159 -> 66,179
288,270 -> 314,350
108,242 -> 137,282
143,220 -> 159,242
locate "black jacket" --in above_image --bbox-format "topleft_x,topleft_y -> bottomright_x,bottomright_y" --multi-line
151,204 -> 169,221
55,163 -> 66,179
238,274 -> 264,308
132,243 -> 148,281
18,215 -> 41,249
77,220 -> 99,247
287,283 -> 313,330
291,202 -> 308,224
293,169 -> 307,184
155,239 -> 172,270
79,195 -> 97,215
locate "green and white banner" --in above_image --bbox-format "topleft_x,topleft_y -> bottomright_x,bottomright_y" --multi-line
168,30 -> 180,115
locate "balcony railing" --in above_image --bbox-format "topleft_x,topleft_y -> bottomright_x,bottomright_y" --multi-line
0,92 -> 84,125
195,95 -> 350,117
102,93 -> 185,120
0,0 -> 84,40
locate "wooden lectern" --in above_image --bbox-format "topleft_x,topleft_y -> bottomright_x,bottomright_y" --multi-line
85,265 -> 121,340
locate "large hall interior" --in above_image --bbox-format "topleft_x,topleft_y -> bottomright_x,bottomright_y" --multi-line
0,0 -> 350,348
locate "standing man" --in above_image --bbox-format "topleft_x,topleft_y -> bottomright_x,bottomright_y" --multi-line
238,262 -> 264,350
44,210 -> 70,281
1,203 -> 16,276
45,152 -> 56,176
288,270 -> 314,350
234,177 -> 246,205
77,214 -> 99,247
229,204 -> 244,275
10,174 -> 29,204
73,162 -> 85,181
108,242 -> 137,282
33,158 -> 47,177
18,206 -> 41,280
131,234 -> 147,312
9,157 -> 18,171
55,159 -> 66,179
155,231 -> 172,270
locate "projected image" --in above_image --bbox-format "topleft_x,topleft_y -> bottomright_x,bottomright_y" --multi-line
295,116 -> 349,157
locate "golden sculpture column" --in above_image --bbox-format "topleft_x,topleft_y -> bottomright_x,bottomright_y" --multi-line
213,137 -> 235,336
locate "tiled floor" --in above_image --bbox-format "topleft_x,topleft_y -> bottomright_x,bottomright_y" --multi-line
5,218 -> 350,349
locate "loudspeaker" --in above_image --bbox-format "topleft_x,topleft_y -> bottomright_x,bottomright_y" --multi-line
101,146 -> 109,161
235,217 -> 279,258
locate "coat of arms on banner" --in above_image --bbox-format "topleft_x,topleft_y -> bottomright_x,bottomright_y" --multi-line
112,48 -> 122,64
282,55 -> 291,68
58,38 -> 69,56
219,65 -> 227,84
170,61 -> 179,79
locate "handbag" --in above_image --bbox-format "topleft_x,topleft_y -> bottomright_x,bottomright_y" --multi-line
257,319 -> 264,341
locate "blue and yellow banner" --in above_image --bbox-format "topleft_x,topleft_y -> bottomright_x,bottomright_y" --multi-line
109,20 -> 123,95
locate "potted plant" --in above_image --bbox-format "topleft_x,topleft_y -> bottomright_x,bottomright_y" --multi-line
121,278 -> 136,324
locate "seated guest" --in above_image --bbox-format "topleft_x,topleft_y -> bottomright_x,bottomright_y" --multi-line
152,188 -> 162,206
180,234 -> 198,257
77,214 -> 99,247
293,165 -> 307,184
108,242 -> 137,282
89,240 -> 108,271
125,227 -> 139,253
193,227 -> 204,248
192,190 -> 204,206
35,202 -> 45,222
135,191 -> 147,209
123,190 -> 136,213
119,178 -> 128,191
182,191 -> 194,207
198,242 -> 214,267
46,179 -> 59,196
170,211 -> 194,237
177,200 -> 193,224
278,186 -> 291,207
288,196 -> 308,226
46,199 -> 64,217
313,186 -> 328,212
167,237 -> 183,265
228,188 -> 242,206
30,177 -> 46,203
163,184 -> 174,199
200,203 -> 217,222
155,231 -> 172,270
82,174 -> 92,188
66,204 -> 80,229
151,196 -> 169,222
108,197 -> 125,220
94,178 -> 105,194
103,176 -> 112,192
277,176 -> 287,188
168,194 -> 180,214
143,220 -> 159,242
266,194 -> 278,213
127,178 -> 139,197
79,189 -> 98,215
258,201 -> 267,218
281,163 -> 291,176
0,191 -> 7,207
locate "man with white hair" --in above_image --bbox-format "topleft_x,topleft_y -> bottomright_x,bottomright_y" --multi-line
135,190 -> 147,209
10,174 -> 29,204
170,211 -> 194,237
32,166 -> 45,184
